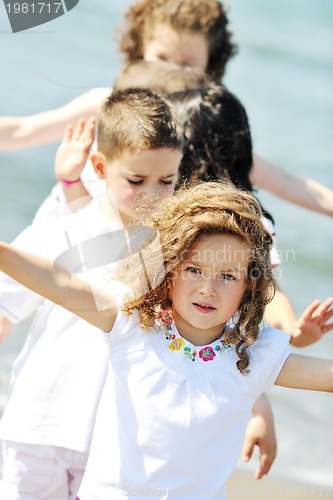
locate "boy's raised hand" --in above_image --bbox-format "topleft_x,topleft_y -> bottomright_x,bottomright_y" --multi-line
290,297 -> 333,348
54,117 -> 95,183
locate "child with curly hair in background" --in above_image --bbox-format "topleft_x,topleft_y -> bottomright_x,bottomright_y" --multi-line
1,0 -> 332,219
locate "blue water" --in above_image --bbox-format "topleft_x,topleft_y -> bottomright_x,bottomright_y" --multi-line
0,0 -> 332,488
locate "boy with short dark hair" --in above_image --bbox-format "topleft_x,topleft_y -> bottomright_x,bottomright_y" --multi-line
0,88 -> 183,500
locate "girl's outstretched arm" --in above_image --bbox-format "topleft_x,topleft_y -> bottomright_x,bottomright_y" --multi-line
0,89 -> 109,151
0,241 -> 117,332
251,155 -> 333,218
276,353 -> 333,392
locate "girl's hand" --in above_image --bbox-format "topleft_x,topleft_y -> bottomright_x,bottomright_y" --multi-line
242,394 -> 277,479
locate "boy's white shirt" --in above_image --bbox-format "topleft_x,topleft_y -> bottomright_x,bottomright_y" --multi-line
0,196 -> 123,452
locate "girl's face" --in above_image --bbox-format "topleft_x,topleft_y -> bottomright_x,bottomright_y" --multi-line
170,233 -> 250,346
143,24 -> 209,74
99,148 -> 182,225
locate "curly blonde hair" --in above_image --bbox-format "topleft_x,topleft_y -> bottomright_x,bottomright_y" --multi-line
117,181 -> 275,374
119,0 -> 237,81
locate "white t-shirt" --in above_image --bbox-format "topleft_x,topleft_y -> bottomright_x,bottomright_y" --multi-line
0,196 -> 124,452
78,309 -> 291,500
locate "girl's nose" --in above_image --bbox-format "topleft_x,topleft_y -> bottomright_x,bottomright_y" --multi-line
199,277 -> 216,297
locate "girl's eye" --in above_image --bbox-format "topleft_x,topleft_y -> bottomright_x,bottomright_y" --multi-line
127,179 -> 143,185
185,266 -> 201,275
220,274 -> 235,281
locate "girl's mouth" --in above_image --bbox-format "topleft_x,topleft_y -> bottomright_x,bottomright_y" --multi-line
193,302 -> 216,314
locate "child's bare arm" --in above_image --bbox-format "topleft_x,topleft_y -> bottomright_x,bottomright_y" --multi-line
251,155 -> 333,217
276,354 -> 333,392
242,393 -> 276,480
0,241 -> 117,332
0,89 -> 107,151
264,286 -> 297,334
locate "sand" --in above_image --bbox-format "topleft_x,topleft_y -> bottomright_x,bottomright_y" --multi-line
0,470 -> 332,498
0,450 -> 332,499
227,468 -> 333,499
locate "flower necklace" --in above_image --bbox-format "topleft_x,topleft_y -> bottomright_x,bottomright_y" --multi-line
155,309 -> 236,363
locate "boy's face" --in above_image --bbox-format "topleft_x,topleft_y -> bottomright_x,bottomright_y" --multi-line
143,24 -> 209,75
95,148 -> 182,225
170,233 -> 249,346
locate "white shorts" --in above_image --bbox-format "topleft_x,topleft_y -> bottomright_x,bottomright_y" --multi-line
1,441 -> 89,500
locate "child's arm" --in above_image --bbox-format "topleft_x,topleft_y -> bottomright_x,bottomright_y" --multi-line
242,393 -> 276,479
0,89 -> 108,151
54,117 -> 96,210
251,155 -> 333,218
264,286 -> 297,334
276,354 -> 333,392
0,241 -> 117,333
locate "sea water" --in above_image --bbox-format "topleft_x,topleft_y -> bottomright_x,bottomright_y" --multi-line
0,0 -> 332,487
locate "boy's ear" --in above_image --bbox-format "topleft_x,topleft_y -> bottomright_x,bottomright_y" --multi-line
90,152 -> 107,179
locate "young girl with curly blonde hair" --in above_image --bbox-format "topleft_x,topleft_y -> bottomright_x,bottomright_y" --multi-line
0,181 -> 332,500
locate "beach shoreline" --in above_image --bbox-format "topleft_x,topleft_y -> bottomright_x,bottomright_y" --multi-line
227,468 -> 333,499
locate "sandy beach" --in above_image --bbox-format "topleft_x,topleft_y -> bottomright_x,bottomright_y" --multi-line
227,469 -> 333,499
0,469 -> 332,499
